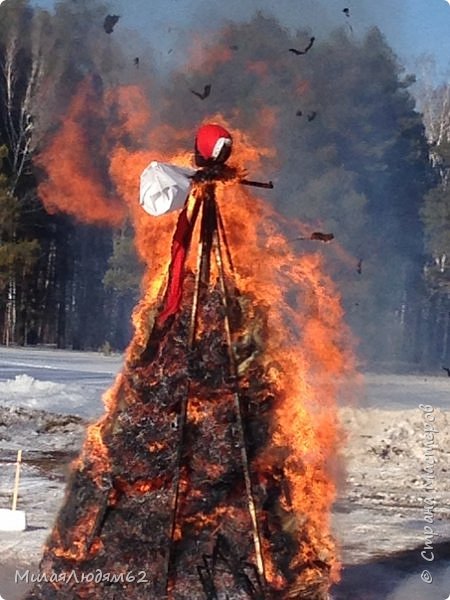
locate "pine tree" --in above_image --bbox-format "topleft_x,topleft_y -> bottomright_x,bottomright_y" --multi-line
0,146 -> 39,344
103,225 -> 144,349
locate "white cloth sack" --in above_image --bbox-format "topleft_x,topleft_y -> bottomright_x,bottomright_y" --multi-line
140,161 -> 195,217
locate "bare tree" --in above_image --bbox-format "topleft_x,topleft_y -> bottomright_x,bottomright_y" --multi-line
0,2 -> 38,193
414,57 -> 450,165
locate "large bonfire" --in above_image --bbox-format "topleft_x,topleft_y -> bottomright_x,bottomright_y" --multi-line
27,79 -> 355,599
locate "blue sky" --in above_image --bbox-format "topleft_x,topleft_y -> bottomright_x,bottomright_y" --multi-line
29,0 -> 450,83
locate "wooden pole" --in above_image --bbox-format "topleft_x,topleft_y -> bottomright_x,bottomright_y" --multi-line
213,202 -> 267,591
165,184 -> 267,596
12,449 -> 22,511
217,208 -> 235,275
188,196 -> 210,348
198,187 -> 215,287
165,194 -> 208,597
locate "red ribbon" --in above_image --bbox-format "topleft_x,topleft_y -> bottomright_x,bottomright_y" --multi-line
157,204 -> 197,326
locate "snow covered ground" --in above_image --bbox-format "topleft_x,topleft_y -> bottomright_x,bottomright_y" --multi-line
0,346 -> 122,418
0,347 -> 121,598
0,346 -> 449,599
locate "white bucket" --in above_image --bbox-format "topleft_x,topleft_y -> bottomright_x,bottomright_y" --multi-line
0,508 -> 26,531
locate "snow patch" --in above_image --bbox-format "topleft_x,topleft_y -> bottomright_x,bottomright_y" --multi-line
0,375 -> 104,418
0,374 -> 63,394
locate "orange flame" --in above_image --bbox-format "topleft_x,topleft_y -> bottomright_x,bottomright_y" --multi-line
36,79 -> 125,225
213,126 -> 354,583
38,76 -> 356,593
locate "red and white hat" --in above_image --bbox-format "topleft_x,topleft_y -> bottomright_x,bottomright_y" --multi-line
195,123 -> 232,164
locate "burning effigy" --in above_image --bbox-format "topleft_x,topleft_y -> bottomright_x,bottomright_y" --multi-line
27,111 -> 354,599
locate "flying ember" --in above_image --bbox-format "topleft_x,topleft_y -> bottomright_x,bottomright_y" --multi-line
26,113 -> 354,600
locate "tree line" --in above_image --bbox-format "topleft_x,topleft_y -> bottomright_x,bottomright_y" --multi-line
0,1 -> 449,368
0,0 -> 142,350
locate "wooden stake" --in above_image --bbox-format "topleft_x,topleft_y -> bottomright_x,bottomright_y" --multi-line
165,187 -> 267,597
188,199 -> 208,349
217,208 -> 235,275
165,195 -> 207,597
213,204 -> 267,591
12,449 -> 22,511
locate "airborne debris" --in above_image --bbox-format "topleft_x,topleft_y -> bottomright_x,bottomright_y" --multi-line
311,231 -> 334,242
103,14 -> 120,34
357,259 -> 363,275
293,232 -> 334,243
289,36 -> 315,55
191,84 -> 212,100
